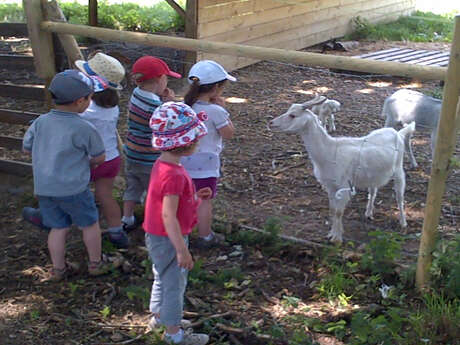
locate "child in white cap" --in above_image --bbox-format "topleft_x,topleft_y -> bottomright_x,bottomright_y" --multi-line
182,60 -> 236,248
22,70 -> 114,281
144,102 -> 210,345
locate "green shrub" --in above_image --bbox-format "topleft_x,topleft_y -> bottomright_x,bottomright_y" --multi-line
430,236 -> 460,298
360,230 -> 404,275
346,11 -> 456,42
0,1 -> 185,33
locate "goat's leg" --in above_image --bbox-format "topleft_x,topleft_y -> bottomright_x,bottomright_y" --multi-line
393,169 -> 408,230
405,131 -> 418,169
365,187 -> 378,219
330,114 -> 336,132
327,193 -> 349,243
430,130 -> 437,161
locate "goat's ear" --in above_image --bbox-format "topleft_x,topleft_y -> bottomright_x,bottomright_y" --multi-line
302,95 -> 326,109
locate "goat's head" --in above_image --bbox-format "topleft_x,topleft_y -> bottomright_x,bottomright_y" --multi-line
268,103 -> 317,133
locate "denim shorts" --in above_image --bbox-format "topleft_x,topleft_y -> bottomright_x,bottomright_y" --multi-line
38,188 -> 99,229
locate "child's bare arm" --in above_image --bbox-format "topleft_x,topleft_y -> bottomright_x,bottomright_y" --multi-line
162,194 -> 194,270
218,119 -> 235,139
90,153 -> 106,167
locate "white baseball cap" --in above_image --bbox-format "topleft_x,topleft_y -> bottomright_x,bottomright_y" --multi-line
188,60 -> 236,85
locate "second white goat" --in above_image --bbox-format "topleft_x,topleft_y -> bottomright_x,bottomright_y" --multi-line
269,98 -> 415,243
382,89 -> 441,168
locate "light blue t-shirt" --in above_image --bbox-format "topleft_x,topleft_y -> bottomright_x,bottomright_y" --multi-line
23,109 -> 105,197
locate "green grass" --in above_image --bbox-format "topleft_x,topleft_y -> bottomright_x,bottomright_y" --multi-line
0,0 -> 185,33
346,11 -> 457,42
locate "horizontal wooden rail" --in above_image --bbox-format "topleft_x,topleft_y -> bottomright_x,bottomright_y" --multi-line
0,136 -> 24,151
41,21 -> 447,81
0,160 -> 32,176
0,109 -> 39,125
0,54 -> 34,69
0,23 -> 28,37
0,83 -> 45,100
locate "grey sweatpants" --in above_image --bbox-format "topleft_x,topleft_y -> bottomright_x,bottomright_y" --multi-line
145,233 -> 188,326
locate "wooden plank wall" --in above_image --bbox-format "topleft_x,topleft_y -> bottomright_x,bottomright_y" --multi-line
197,0 -> 416,71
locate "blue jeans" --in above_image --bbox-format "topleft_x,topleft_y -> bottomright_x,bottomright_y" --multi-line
38,188 -> 98,229
145,233 -> 188,327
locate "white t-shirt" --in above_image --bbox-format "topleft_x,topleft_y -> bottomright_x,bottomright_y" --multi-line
80,101 -> 120,161
181,100 -> 230,178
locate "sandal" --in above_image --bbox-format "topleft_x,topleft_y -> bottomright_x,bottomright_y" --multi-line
49,261 -> 80,282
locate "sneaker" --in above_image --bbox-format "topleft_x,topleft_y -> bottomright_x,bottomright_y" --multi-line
49,261 -> 80,282
164,329 -> 209,345
148,316 -> 192,330
22,207 -> 50,231
108,229 -> 129,249
194,231 -> 224,249
122,217 -> 139,233
88,254 -> 122,276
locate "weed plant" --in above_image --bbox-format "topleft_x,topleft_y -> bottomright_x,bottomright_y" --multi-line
346,11 -> 456,43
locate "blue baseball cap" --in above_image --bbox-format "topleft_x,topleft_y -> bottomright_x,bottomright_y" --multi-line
48,70 -> 94,104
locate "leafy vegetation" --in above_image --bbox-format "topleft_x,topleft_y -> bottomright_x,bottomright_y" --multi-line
346,11 -> 457,42
0,0 -> 185,33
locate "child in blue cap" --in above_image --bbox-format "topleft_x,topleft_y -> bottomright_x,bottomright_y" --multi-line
23,70 -> 115,281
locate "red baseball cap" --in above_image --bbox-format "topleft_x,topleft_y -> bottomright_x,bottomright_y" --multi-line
132,56 -> 181,81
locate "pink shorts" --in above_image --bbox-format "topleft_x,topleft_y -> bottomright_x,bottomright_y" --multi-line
90,156 -> 121,181
192,177 -> 218,199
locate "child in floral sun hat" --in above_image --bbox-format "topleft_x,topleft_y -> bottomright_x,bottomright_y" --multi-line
143,102 -> 210,345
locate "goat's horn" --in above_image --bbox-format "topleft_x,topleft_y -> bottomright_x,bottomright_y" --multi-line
302,94 -> 326,108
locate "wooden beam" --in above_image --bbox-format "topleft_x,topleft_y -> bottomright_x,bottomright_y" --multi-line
0,160 -> 32,176
0,83 -> 45,100
44,0 -> 84,67
0,54 -> 34,69
0,136 -> 25,151
23,0 -> 56,79
416,15 -> 460,291
40,20 -> 447,81
184,0 -> 198,76
0,109 -> 39,125
0,23 -> 28,37
89,0 -> 98,27
165,0 -> 186,20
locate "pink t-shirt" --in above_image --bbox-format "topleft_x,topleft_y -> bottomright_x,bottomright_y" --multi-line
143,159 -> 199,236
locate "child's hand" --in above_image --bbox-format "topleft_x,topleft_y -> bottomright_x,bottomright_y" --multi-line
210,96 -> 225,107
176,248 -> 194,270
161,87 -> 176,101
196,187 -> 212,200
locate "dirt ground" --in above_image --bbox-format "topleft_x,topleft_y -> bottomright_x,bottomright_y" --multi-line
0,38 -> 458,344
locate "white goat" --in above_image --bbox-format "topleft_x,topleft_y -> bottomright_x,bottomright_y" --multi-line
269,97 -> 415,243
310,97 -> 341,132
382,89 -> 441,168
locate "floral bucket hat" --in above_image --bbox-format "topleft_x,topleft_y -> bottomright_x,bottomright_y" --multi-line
150,102 -> 208,150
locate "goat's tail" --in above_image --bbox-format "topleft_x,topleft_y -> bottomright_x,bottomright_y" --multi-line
398,121 -> 415,140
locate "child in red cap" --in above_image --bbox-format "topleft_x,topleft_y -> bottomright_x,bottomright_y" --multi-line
121,56 -> 181,231
144,101 -> 210,345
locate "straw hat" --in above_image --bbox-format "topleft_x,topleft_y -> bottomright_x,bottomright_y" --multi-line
75,52 -> 125,90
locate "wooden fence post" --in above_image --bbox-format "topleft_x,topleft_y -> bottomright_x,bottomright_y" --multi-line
415,15 -> 460,291
183,0 -> 198,77
89,0 -> 98,27
23,0 -> 56,108
43,0 -> 84,67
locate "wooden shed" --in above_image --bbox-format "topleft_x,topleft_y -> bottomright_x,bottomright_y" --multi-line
186,0 -> 416,71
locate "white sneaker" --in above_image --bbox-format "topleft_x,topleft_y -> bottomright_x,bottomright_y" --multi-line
148,316 -> 192,330
164,329 -> 209,345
